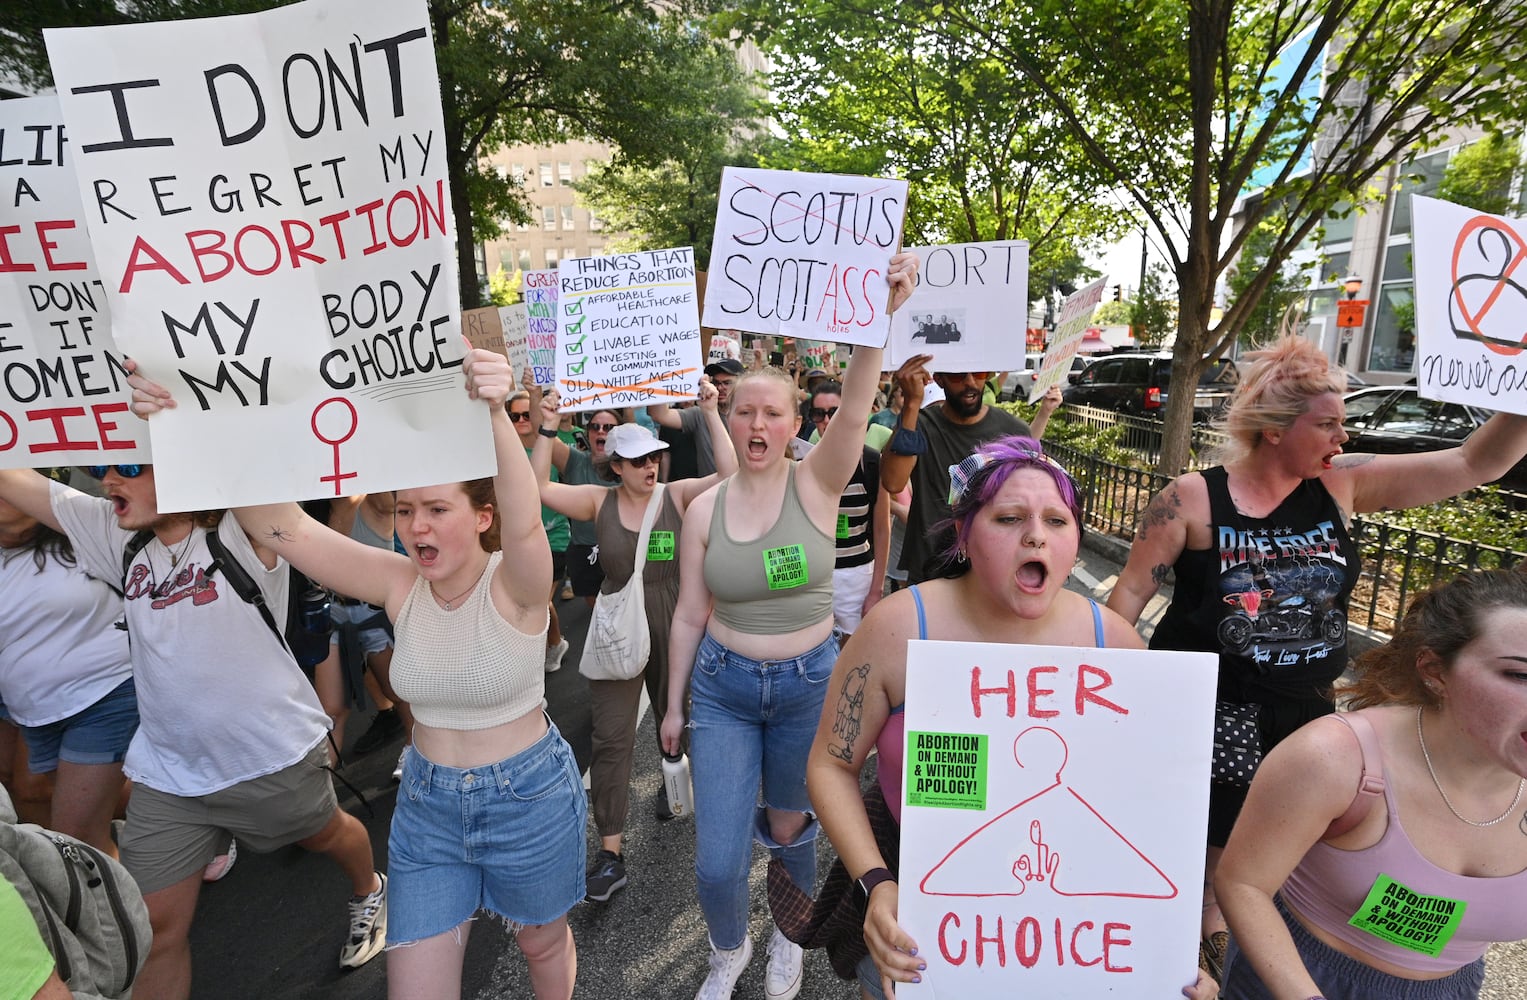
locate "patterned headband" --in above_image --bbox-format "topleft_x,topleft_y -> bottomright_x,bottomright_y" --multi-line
947,447 -> 1074,506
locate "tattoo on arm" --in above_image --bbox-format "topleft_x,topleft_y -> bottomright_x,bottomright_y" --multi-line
828,663 -> 872,763
1136,487 -> 1182,542
1520,811 -> 1527,838
264,526 -> 294,543
1150,563 -> 1171,587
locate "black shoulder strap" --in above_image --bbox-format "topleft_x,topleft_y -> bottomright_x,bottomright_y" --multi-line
204,528 -> 289,654
116,529 -> 156,595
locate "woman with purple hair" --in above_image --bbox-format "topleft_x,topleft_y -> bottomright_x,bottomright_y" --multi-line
778,436 -> 1216,1000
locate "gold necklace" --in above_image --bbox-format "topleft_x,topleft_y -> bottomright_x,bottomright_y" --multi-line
1417,706 -> 1526,828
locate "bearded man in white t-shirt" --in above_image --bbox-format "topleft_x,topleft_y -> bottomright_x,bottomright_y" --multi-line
0,465 -> 387,1000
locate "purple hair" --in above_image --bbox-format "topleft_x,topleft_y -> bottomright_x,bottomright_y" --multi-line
938,436 -> 1083,571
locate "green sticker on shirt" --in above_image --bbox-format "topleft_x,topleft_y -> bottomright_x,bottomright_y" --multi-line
1347,873 -> 1466,957
647,531 -> 675,561
763,543 -> 809,590
836,514 -> 851,539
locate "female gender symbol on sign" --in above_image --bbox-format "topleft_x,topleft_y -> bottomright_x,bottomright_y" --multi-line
311,397 -> 359,495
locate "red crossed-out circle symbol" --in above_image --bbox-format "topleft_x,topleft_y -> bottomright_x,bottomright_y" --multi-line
1450,216 -> 1527,357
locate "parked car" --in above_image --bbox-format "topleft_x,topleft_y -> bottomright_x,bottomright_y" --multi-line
1061,352 -> 1240,422
998,353 -> 1046,402
1341,386 -> 1527,492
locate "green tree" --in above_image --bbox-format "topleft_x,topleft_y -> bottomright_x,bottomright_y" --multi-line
1092,300 -> 1133,326
574,43 -> 761,270
1436,132 -> 1526,215
924,0 -> 1527,473
744,0 -> 1129,296
1131,264 -> 1175,349
487,267 -> 521,306
3,1 -> 752,308
1226,213 -> 1316,346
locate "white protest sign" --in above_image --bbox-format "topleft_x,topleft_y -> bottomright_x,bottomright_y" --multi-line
1411,194 -> 1527,413
707,331 -> 739,363
1,96 -> 150,467
795,338 -> 838,373
522,269 -> 559,386
888,241 -> 1030,371
45,0 -> 489,510
899,640 -> 1216,999
556,248 -> 701,412
704,166 -> 907,346
1030,278 -> 1108,402
498,303 -> 530,376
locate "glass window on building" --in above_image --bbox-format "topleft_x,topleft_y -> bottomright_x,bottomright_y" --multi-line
543,206 -> 556,230
1320,201 -> 1356,245
1367,242 -> 1415,374
545,248 -> 559,266
1388,151 -> 1449,237
539,162 -> 554,187
518,249 -> 532,272
558,162 -> 573,186
561,205 -> 575,230
589,211 -> 603,232
510,163 -> 525,184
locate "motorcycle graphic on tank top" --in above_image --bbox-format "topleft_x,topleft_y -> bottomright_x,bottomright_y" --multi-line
1214,522 -> 1349,670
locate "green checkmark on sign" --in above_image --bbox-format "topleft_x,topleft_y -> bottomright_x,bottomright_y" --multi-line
565,301 -> 583,317
566,314 -> 586,336
566,332 -> 587,355
568,357 -> 587,375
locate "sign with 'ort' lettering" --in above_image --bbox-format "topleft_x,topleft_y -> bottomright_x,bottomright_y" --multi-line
0,96 -> 149,466
44,0 -> 490,509
888,241 -> 1030,373
899,640 -> 1216,999
704,167 -> 907,347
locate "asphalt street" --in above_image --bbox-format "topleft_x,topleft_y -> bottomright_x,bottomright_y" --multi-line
183,539 -> 1527,999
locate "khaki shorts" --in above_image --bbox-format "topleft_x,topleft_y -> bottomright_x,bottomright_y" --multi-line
120,740 -> 337,894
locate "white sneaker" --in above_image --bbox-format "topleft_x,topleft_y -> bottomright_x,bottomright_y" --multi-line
764,927 -> 803,1000
695,936 -> 752,1000
339,871 -> 387,969
544,637 -> 570,673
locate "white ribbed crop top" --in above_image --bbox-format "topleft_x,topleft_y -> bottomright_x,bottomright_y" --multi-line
390,552 -> 548,729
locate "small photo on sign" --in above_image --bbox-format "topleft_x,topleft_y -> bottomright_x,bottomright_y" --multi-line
909,309 -> 968,347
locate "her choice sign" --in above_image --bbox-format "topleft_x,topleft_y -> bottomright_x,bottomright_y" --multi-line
44,0 -> 490,510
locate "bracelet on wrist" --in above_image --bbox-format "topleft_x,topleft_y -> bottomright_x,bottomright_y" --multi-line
538,427 -> 558,439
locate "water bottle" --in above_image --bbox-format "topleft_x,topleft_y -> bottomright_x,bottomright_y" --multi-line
661,752 -> 694,819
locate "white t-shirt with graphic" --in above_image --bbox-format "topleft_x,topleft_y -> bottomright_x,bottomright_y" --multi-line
50,482 -> 330,796
0,549 -> 132,726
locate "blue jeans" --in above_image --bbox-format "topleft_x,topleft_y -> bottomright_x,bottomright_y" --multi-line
689,630 -> 838,949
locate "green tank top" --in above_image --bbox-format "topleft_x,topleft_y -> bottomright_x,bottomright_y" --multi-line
704,464 -> 835,634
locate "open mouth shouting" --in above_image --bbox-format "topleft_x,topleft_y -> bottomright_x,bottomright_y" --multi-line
746,436 -> 768,460
1017,559 -> 1049,594
1321,449 -> 1342,470
413,543 -> 439,567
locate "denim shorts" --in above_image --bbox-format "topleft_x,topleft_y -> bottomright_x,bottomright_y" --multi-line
328,601 -> 393,656
387,719 -> 587,945
19,677 -> 139,773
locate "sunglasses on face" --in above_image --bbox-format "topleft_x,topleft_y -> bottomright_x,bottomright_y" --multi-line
616,453 -> 660,469
587,422 -> 617,433
508,410 -> 533,423
84,465 -> 145,479
809,406 -> 840,422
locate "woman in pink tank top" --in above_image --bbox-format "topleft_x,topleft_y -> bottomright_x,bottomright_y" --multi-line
1217,570 -> 1527,999
781,437 -> 1216,1000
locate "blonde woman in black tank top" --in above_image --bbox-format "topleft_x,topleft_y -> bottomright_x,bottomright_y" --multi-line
660,252 -> 919,1000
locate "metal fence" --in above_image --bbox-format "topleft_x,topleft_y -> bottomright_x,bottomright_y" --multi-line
1056,404 -> 1228,469
1044,436 -> 1527,639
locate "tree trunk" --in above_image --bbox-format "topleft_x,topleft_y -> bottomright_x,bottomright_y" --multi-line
1157,254 -> 1215,475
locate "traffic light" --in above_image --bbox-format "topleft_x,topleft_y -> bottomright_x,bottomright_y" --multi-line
1111,284 -> 1121,301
